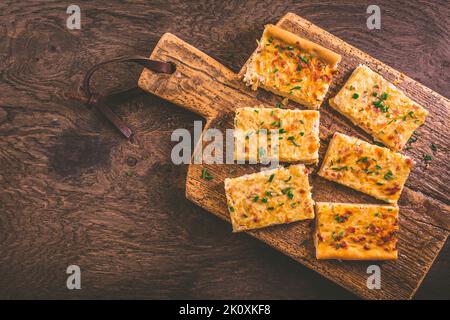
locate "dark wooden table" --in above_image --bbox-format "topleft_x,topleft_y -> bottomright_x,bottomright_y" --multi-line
0,0 -> 448,299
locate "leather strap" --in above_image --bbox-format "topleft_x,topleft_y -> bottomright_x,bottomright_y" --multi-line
79,56 -> 175,138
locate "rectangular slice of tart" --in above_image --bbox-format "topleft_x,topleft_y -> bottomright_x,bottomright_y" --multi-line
318,132 -> 414,203
329,65 -> 428,151
315,202 -> 399,260
234,106 -> 320,164
224,164 -> 314,232
243,24 -> 341,109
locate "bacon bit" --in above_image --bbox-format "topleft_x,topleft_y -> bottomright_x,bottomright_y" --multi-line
253,217 -> 259,223
385,184 -> 401,195
363,244 -> 371,250
354,146 -> 363,155
381,235 -> 392,243
405,158 -> 413,167
347,227 -> 356,233
335,241 -> 348,249
317,233 -> 324,242
312,71 -> 318,81
351,236 -> 366,243
321,74 -> 330,82
367,224 -> 381,234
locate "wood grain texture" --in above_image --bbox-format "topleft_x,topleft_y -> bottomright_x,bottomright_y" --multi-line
0,0 -> 448,299
139,13 -> 450,300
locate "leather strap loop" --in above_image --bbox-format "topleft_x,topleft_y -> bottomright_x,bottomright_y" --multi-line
80,56 -> 175,138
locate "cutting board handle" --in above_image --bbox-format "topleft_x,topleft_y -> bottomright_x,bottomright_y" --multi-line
138,33 -> 257,121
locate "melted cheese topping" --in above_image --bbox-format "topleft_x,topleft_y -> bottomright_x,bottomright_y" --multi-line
234,107 -> 320,163
243,30 -> 336,109
224,165 -> 314,232
315,203 -> 398,260
329,65 -> 428,151
318,132 -> 413,203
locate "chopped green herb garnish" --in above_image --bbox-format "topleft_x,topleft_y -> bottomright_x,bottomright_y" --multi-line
268,174 -> 275,182
424,154 -> 432,161
262,198 -> 268,203
287,136 -> 299,146
201,168 -> 213,180
356,156 -> 369,163
383,170 -> 394,180
265,191 -> 272,197
228,206 -> 235,212
332,166 -> 348,171
273,68 -> 279,74
431,143 -> 438,152
253,196 -> 259,202
387,119 -> 396,125
408,136 -> 418,144
352,93 -> 359,99
299,132 -> 304,136
299,55 -> 308,64
349,85 -> 354,90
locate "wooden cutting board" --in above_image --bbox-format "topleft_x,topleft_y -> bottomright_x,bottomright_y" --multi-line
138,12 -> 449,299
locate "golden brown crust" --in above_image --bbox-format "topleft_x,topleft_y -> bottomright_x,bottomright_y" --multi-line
224,165 -> 315,232
243,24 -> 341,110
328,65 -> 428,151
318,132 -> 413,204
315,202 -> 399,260
264,25 -> 341,68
